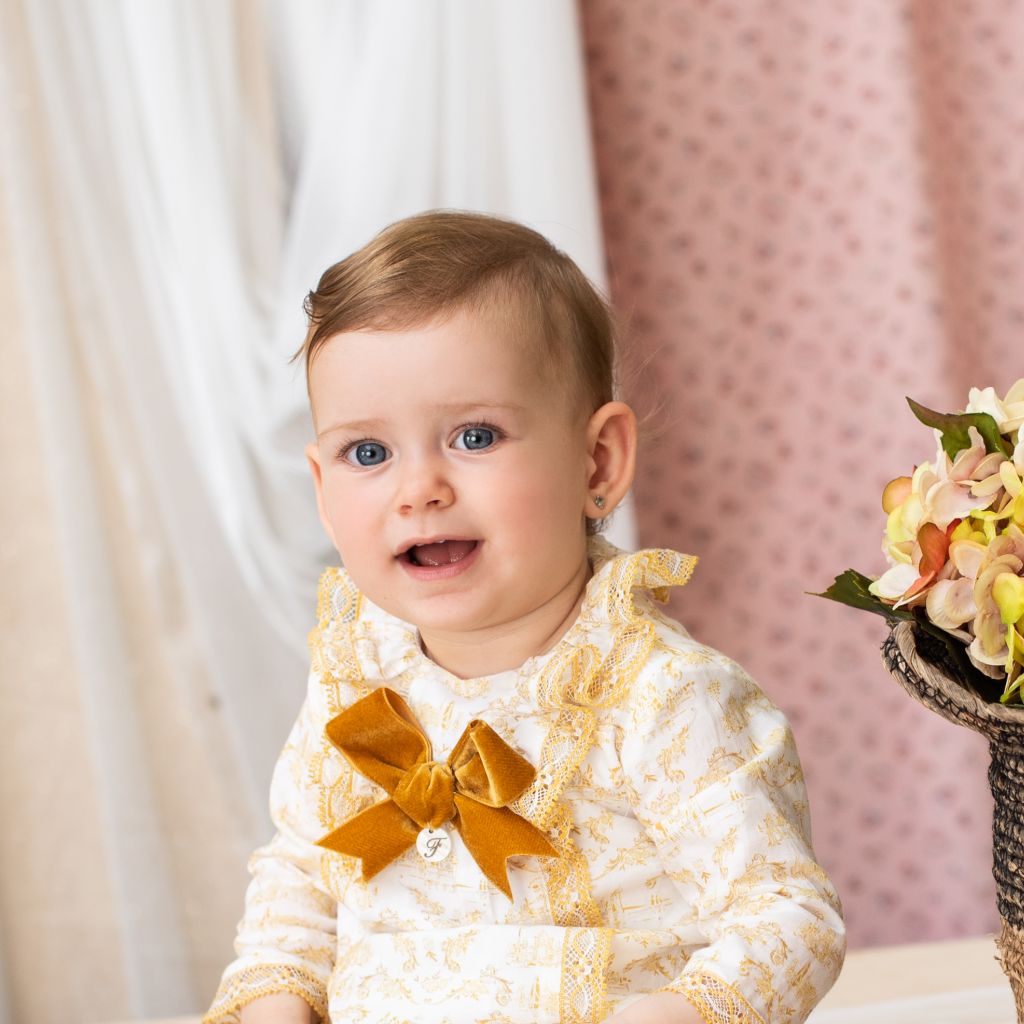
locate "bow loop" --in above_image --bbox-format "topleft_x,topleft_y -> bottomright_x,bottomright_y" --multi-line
324,687 -> 429,792
317,687 -> 558,899
450,720 -> 538,807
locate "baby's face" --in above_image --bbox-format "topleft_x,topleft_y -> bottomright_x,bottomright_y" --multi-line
306,305 -> 592,645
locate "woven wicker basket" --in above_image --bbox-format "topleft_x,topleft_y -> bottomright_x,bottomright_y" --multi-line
882,619 -> 1024,1022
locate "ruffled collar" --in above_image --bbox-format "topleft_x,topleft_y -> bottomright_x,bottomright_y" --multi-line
313,537 -> 698,699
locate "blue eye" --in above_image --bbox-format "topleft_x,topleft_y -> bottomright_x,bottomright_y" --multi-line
454,426 -> 496,451
344,441 -> 389,467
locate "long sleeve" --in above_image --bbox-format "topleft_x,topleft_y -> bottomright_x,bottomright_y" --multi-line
203,681 -> 338,1024
619,647 -> 845,1024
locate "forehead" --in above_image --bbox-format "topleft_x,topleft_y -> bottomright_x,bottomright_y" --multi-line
308,307 -> 556,433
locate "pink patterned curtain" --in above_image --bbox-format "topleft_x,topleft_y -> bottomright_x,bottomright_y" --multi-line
581,0 -> 1024,947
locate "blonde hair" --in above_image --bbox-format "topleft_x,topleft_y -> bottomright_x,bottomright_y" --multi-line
296,210 -> 617,416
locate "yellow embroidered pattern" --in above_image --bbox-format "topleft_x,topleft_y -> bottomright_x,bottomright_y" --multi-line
663,970 -> 767,1024
202,963 -> 328,1024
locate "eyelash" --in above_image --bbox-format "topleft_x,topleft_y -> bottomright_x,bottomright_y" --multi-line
334,421 -> 507,465
454,420 -> 505,450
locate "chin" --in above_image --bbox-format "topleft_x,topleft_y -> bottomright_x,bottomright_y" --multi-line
407,607 -> 482,634
410,595 -> 506,635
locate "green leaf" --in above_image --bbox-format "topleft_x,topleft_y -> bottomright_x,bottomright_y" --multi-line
808,569 -> 915,622
906,398 -> 1012,459
812,569 -> 1006,702
999,678 -> 1022,704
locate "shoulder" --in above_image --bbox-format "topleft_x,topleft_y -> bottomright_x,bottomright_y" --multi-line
615,600 -> 794,784
616,608 -> 807,822
626,600 -> 779,724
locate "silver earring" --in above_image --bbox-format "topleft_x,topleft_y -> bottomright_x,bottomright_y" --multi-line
592,495 -> 606,510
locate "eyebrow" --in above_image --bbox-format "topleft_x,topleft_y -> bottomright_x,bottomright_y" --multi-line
316,401 -> 526,439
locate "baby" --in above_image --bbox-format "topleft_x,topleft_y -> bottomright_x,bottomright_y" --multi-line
203,211 -> 845,1024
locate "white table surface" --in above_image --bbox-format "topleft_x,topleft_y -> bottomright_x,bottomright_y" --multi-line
811,986 -> 1014,1023
809,934 -> 1012,1022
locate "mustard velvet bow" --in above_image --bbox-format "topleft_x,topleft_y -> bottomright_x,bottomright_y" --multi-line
316,687 -> 559,899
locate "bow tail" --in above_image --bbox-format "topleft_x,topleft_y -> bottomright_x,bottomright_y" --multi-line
316,799 -> 419,881
454,793 -> 559,900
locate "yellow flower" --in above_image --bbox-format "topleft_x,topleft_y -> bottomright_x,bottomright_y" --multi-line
992,572 -> 1024,626
967,526 -> 1024,685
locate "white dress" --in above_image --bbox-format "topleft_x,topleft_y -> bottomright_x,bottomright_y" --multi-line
203,539 -> 845,1024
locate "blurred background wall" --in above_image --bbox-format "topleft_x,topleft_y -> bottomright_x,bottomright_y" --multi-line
582,0 -> 1019,948
3,0 -> 1022,1020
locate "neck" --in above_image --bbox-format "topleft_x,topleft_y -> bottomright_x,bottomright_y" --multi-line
418,559 -> 592,679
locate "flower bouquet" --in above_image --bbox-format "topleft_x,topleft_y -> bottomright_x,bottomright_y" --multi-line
816,379 -> 1024,1020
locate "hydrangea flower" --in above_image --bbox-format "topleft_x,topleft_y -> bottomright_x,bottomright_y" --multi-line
855,378 -> 1024,701
869,427 -> 1004,604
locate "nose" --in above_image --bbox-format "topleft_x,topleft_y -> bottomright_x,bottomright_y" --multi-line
396,455 -> 454,515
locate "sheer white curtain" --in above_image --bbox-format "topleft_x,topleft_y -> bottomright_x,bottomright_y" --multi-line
1,1 -> 631,1020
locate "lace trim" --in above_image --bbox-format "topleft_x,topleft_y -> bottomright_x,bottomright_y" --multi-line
536,809 -> 600,932
591,542 -> 698,625
310,566 -> 364,717
531,548 -> 696,1019
661,970 -> 766,1024
514,643 -> 601,828
512,550 -> 695,923
560,927 -> 613,1024
202,963 -> 328,1023
308,568 -> 370,838
529,547 -> 698,797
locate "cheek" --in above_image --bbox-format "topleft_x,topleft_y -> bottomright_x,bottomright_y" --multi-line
488,451 -> 587,532
321,476 -> 377,541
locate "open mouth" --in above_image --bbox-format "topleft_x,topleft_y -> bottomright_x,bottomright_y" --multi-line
402,539 -> 479,567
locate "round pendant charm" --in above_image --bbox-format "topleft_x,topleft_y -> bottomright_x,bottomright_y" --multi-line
416,826 -> 452,862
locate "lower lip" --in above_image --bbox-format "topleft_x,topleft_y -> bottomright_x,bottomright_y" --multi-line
399,541 -> 481,581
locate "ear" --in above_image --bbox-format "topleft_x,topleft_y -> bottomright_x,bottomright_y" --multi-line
584,401 -> 637,522
305,441 -> 339,549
